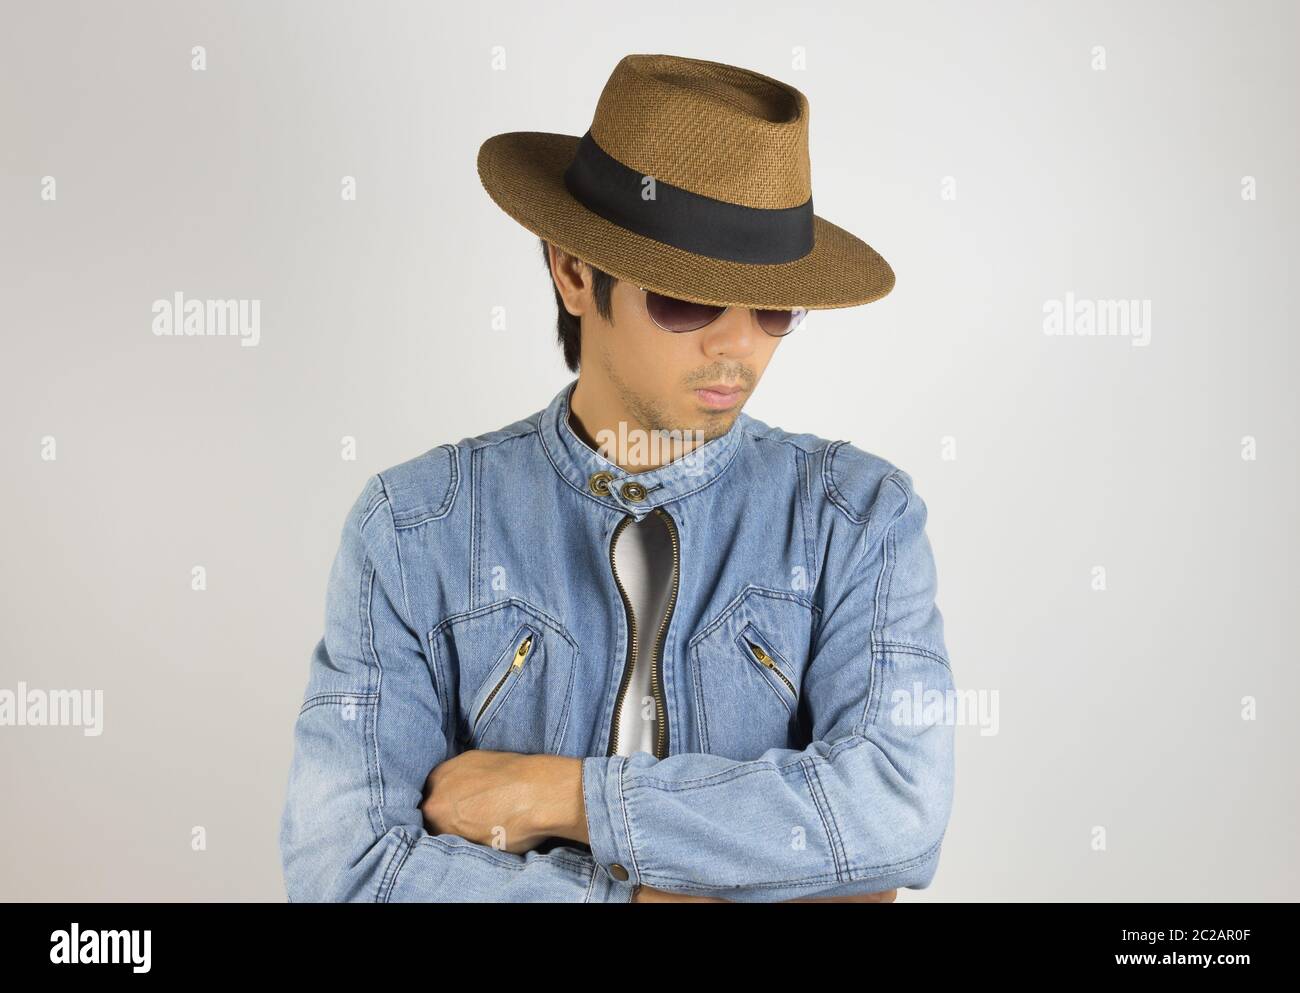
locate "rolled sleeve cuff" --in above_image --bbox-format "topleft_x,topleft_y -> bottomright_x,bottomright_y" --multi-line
580,754 -> 639,885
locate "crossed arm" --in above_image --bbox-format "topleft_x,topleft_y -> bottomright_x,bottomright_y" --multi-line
420,747 -> 897,903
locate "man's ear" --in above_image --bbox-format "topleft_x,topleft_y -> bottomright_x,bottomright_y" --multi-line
548,245 -> 592,319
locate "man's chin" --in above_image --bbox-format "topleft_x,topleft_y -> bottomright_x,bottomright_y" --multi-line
694,407 -> 741,441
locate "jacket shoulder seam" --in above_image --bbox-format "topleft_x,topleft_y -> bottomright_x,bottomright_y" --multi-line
464,424 -> 538,453
377,444 -> 461,529
823,439 -> 909,531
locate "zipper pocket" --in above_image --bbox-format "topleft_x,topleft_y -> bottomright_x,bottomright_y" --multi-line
744,636 -> 798,705
473,632 -> 533,729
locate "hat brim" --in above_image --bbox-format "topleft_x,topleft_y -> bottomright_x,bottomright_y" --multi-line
477,131 -> 895,311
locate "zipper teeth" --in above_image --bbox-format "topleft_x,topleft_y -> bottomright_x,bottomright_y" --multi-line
475,634 -> 531,726
606,515 -> 637,756
651,507 -> 680,759
749,640 -> 797,698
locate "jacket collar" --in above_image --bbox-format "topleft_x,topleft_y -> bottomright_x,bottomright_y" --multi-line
538,378 -> 748,519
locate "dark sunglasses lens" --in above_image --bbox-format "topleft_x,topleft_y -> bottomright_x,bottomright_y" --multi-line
756,307 -> 808,337
645,291 -> 725,333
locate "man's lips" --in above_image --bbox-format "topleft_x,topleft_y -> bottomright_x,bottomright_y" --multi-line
694,383 -> 745,408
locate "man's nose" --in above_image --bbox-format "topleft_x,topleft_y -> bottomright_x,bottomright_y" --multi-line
699,307 -> 762,357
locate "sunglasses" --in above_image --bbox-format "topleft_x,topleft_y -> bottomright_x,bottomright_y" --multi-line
637,286 -> 808,337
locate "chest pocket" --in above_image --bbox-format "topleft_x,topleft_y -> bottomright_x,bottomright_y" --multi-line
430,599 -> 578,755
687,587 -> 820,760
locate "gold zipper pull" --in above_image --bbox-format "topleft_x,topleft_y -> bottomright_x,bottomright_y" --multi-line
748,639 -> 798,698
511,635 -> 533,670
474,634 -> 533,729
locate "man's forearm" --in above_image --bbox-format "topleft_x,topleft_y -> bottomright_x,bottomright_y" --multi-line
529,755 -> 589,845
526,755 -> 897,903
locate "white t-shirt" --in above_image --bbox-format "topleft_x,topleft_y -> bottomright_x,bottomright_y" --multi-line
611,510 -> 675,757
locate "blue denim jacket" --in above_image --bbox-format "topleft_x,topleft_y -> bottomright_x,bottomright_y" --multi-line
279,378 -> 955,902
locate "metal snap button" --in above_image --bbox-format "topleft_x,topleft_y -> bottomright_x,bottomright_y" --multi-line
608,862 -> 629,881
588,470 -> 614,496
620,481 -> 647,502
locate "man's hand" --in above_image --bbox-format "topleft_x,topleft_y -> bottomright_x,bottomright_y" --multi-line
632,884 -> 897,903
421,750 -> 584,853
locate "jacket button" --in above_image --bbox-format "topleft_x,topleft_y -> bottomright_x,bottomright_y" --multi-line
620,481 -> 646,502
588,471 -> 614,496
608,862 -> 629,881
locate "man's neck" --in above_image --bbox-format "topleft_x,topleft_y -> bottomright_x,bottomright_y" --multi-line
567,376 -> 705,474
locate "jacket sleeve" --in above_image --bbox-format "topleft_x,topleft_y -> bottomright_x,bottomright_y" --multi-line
580,467 -> 956,902
279,474 -> 608,902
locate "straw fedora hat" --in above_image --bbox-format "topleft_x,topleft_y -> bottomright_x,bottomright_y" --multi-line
476,53 -> 895,311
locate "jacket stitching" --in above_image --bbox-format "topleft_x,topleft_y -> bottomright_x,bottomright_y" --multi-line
429,596 -> 579,646
823,440 -> 871,525
690,644 -> 711,753
863,534 -> 891,730
469,426 -> 538,452
425,632 -> 453,745
866,655 -> 883,729
298,691 -> 378,717
360,489 -> 387,529
360,560 -> 387,838
373,481 -> 419,642
622,731 -> 866,793
378,828 -> 413,902
800,757 -> 846,881
795,447 -> 817,598
686,585 -> 820,650
856,472 -> 912,729
660,603 -> 682,759
613,756 -> 640,879
844,834 -> 944,882
409,834 -> 595,875
875,641 -> 951,670
638,835 -> 942,891
550,641 -> 578,755
470,446 -> 481,610
862,477 -> 908,725
389,444 -> 460,529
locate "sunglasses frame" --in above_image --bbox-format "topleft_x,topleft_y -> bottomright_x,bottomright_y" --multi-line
636,285 -> 807,338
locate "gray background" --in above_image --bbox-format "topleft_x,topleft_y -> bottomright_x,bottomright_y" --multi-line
2,0 -> 1296,901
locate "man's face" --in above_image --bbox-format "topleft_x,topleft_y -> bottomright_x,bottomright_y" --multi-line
584,275 -> 786,443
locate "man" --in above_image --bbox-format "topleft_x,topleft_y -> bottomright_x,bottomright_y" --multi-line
279,53 -> 955,903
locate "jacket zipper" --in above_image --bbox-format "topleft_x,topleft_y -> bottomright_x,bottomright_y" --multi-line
747,638 -> 797,699
606,506 -> 680,760
649,507 -> 680,759
606,516 -> 638,757
474,633 -> 532,727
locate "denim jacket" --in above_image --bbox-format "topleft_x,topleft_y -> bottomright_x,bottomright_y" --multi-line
279,378 -> 955,902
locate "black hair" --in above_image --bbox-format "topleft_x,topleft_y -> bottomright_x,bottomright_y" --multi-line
540,237 -> 616,373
